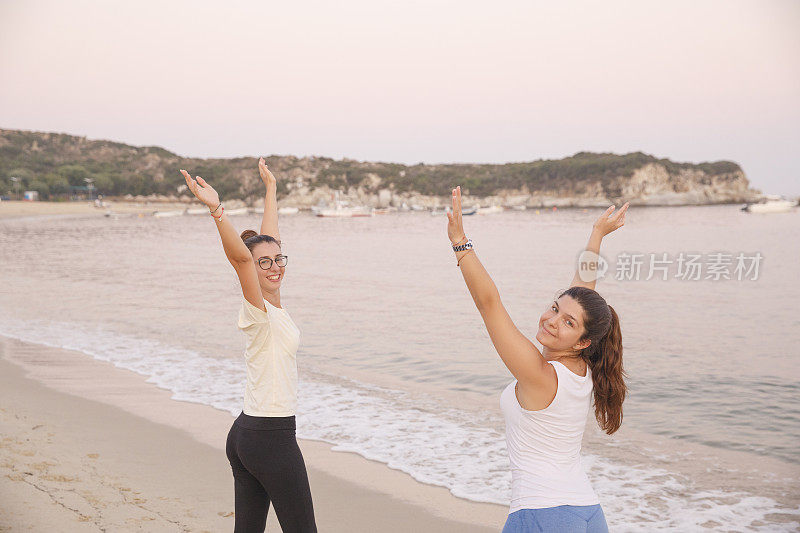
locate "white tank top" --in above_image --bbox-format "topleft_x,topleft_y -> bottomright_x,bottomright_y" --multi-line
237,297 -> 300,417
500,360 -> 600,512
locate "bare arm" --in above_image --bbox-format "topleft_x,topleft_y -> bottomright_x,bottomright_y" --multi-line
570,202 -> 629,290
181,169 -> 265,312
447,186 -> 549,386
257,157 -> 280,243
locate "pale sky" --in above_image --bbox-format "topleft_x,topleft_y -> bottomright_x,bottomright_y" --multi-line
1,0 -> 798,195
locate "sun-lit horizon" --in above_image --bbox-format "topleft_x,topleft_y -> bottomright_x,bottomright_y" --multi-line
1,0 -> 798,195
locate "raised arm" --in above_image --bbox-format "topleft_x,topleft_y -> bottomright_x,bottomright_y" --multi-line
257,157 -> 280,243
570,202 -> 629,291
181,169 -> 264,312
447,186 -> 549,386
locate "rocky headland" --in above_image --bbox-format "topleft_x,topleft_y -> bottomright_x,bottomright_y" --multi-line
0,128 -> 761,208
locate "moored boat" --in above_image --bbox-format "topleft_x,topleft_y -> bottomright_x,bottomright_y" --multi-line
152,209 -> 185,218
477,205 -> 503,215
742,195 -> 795,214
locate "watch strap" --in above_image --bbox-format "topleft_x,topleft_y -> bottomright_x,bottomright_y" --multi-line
453,239 -> 473,252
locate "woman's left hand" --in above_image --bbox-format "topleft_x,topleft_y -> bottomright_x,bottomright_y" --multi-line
593,202 -> 629,236
180,170 -> 220,208
258,157 -> 276,188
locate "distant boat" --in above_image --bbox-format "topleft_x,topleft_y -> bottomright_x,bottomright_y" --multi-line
153,209 -> 185,218
185,207 -> 209,215
742,196 -> 795,214
316,205 -> 372,217
461,206 -> 478,216
477,205 -> 503,215
278,206 -> 300,215
225,207 -> 250,216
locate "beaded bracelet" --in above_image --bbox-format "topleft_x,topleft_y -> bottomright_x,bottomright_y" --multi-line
211,205 -> 224,221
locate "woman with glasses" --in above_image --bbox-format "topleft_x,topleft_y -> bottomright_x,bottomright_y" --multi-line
446,186 -> 628,533
181,160 -> 316,533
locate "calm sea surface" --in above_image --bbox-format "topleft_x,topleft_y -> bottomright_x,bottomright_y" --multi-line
1,205 -> 799,531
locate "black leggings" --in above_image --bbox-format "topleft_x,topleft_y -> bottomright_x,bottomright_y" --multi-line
225,412 -> 317,532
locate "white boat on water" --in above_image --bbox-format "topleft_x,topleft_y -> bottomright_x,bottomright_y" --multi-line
225,207 -> 250,216
278,206 -> 300,215
316,204 -> 373,217
742,195 -> 796,214
185,207 -> 209,215
477,205 -> 504,215
153,209 -> 185,218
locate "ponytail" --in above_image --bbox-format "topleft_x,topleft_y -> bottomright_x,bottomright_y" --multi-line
590,305 -> 626,435
558,287 -> 628,435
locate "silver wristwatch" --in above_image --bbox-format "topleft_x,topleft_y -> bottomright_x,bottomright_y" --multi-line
452,239 -> 473,252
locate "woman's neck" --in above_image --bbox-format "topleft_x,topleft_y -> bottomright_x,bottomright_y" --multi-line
542,346 -> 582,362
262,289 -> 281,309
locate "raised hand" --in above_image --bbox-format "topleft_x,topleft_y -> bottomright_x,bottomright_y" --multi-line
180,169 -> 220,208
258,157 -> 276,188
446,185 -> 467,245
593,202 -> 629,237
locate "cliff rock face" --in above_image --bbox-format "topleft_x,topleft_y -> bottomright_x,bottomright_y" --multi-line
615,163 -> 754,206
0,129 -> 760,206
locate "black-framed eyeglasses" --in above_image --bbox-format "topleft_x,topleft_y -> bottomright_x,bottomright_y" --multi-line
258,255 -> 288,270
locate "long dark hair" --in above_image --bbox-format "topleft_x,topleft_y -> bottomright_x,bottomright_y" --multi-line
240,230 -> 280,252
559,286 -> 627,435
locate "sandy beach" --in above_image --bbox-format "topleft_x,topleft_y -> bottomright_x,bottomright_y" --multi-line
0,334 -> 506,532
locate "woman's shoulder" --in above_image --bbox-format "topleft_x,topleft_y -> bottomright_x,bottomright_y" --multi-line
239,296 -> 270,331
548,359 -> 588,379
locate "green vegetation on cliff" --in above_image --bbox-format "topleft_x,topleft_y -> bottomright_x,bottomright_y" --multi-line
0,129 -> 743,200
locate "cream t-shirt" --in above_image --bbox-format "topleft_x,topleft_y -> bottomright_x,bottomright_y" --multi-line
237,296 -> 301,417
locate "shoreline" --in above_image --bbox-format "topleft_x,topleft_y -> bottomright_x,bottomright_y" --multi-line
0,199 -> 194,220
0,199 -> 767,222
0,334 -> 506,531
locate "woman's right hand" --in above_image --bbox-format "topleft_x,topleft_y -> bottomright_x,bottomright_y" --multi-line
446,186 -> 467,245
181,169 -> 220,209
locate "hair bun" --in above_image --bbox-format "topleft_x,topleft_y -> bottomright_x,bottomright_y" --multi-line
240,229 -> 259,242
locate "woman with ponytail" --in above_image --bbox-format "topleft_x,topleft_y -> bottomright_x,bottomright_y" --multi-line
446,186 -> 628,532
181,161 -> 316,532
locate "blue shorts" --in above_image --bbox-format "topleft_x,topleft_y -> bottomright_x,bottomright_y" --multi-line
502,504 -> 609,533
